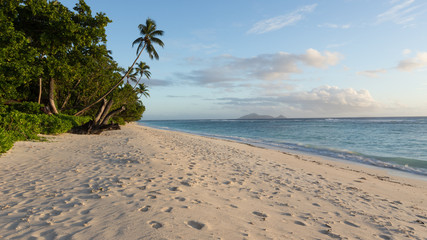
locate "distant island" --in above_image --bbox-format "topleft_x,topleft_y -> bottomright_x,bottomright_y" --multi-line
238,113 -> 287,120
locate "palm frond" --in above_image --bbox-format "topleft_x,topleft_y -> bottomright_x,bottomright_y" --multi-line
150,37 -> 164,48
133,17 -> 164,60
151,30 -> 164,37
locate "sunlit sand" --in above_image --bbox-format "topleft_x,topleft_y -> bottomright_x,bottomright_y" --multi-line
1,123 -> 426,239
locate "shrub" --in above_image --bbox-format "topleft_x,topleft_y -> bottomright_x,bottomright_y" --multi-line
4,101 -> 44,114
0,108 -> 91,153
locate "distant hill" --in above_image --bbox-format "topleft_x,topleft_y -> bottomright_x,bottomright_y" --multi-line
238,113 -> 286,120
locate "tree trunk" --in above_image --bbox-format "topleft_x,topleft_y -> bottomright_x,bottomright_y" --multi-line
94,98 -> 108,124
101,106 -> 125,126
48,78 -> 58,114
38,77 -> 42,104
74,43 -> 147,116
69,103 -> 125,135
97,99 -> 114,125
132,76 -> 143,91
60,79 -> 81,111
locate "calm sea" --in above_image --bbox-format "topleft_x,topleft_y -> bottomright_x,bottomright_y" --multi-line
138,117 -> 427,177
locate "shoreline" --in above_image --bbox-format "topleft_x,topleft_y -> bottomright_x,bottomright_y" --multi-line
138,122 -> 427,181
1,123 -> 426,239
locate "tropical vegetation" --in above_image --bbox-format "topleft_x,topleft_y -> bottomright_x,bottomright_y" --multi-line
0,0 -> 163,152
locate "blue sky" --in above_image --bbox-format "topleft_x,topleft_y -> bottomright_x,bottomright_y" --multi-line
62,0 -> 427,119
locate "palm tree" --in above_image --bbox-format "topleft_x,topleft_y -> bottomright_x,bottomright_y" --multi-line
74,18 -> 164,116
122,67 -> 137,85
136,83 -> 150,98
132,62 -> 151,90
132,18 -> 164,61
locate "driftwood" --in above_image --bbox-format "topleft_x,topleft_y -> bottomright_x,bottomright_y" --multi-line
70,98 -> 125,134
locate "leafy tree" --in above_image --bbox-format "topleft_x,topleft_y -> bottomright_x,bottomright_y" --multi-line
0,0 -> 41,103
8,0 -> 112,114
74,17 -> 164,116
1,0 -> 159,137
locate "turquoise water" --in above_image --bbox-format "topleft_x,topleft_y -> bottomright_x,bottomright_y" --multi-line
139,117 -> 427,176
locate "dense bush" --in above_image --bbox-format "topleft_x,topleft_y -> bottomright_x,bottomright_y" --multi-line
5,101 -> 44,114
0,104 -> 91,153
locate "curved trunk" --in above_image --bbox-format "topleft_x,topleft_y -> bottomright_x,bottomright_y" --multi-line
132,76 -> 143,91
101,106 -> 125,126
93,98 -> 108,124
97,99 -> 114,125
74,43 -> 147,116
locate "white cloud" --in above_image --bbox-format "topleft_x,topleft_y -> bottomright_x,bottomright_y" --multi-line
179,49 -> 343,86
298,48 -> 342,68
248,4 -> 317,34
231,49 -> 342,80
396,52 -> 427,71
357,69 -> 387,78
377,0 -> 424,26
282,86 -> 379,111
218,86 -> 380,116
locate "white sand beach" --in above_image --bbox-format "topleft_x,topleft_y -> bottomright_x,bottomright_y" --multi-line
1,123 -> 426,239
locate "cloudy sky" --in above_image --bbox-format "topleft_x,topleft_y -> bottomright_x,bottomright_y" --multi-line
63,0 -> 427,119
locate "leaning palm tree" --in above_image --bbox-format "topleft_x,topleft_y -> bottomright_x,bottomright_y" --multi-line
132,18 -> 164,61
122,67 -> 137,85
132,62 -> 151,90
74,18 -> 164,116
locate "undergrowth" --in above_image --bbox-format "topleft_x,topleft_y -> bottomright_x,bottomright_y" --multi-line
0,102 -> 91,153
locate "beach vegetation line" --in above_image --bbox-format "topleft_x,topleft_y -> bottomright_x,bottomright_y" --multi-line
0,0 -> 163,148
0,102 -> 91,153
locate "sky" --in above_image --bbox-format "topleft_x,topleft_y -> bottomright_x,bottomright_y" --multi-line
61,0 -> 427,120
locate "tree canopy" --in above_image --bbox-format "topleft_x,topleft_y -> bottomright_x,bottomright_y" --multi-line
0,0 -> 158,124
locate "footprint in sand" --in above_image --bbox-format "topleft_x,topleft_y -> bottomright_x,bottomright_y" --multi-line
161,207 -> 173,213
180,181 -> 191,186
139,205 -> 151,212
175,197 -> 186,202
147,195 -> 157,199
281,212 -> 293,217
294,220 -> 307,226
187,220 -> 205,230
148,221 -> 163,229
252,211 -> 268,218
80,209 -> 91,215
168,187 -> 179,191
344,220 -> 360,228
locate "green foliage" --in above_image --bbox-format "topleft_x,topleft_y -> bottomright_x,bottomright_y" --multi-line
116,101 -> 145,123
132,18 -> 165,60
0,0 -> 41,102
5,101 -> 44,114
110,84 -> 145,123
0,106 -> 91,153
0,0 -> 155,145
1,0 -> 117,112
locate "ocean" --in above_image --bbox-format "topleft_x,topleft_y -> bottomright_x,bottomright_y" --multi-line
138,117 -> 427,177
